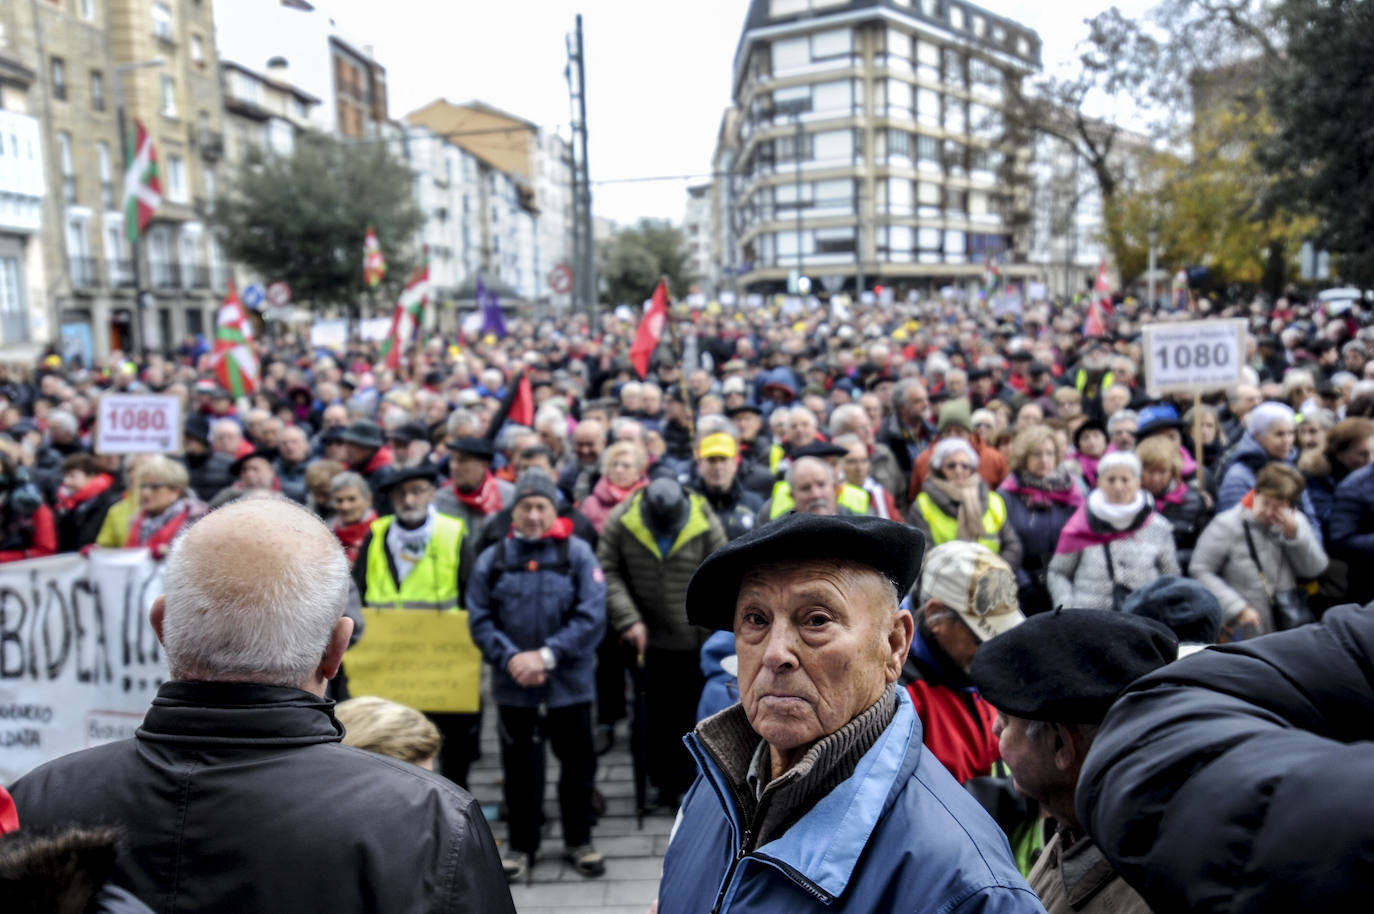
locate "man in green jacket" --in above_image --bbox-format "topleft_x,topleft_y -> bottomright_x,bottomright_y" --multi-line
597,477 -> 727,807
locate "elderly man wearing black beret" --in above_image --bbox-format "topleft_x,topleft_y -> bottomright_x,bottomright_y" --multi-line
658,513 -> 1044,914
970,610 -> 1178,914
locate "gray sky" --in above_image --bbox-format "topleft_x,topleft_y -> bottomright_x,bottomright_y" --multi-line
308,0 -> 1153,226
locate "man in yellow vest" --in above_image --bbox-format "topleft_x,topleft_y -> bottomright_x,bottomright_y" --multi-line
350,463 -> 481,788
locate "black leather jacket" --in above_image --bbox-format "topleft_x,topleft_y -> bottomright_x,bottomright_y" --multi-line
11,681 -> 515,914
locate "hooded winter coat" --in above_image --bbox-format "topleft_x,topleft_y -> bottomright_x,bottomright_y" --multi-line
1047,500 -> 1180,611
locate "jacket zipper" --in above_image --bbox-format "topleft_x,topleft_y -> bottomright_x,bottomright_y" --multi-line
710,829 -> 751,914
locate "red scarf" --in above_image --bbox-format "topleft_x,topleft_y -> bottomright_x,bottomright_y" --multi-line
128,505 -> 192,553
333,510 -> 377,564
57,473 -> 114,513
453,472 -> 504,516
508,516 -> 574,540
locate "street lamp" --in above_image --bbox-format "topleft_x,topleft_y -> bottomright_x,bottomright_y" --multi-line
114,58 -> 165,359
773,97 -> 811,294
1147,228 -> 1159,309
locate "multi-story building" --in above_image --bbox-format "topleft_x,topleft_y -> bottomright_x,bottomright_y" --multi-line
722,0 -> 1041,298
6,0 -> 228,361
683,183 -> 713,290
0,23 -> 50,359
709,106 -> 741,298
405,99 -> 571,306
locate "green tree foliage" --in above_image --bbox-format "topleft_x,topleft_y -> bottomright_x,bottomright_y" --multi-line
597,219 -> 690,307
214,133 -> 422,309
1263,0 -> 1374,284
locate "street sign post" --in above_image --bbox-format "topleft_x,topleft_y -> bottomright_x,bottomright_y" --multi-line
266,282 -> 292,308
242,283 -> 266,309
547,264 -> 573,295
95,394 -> 182,455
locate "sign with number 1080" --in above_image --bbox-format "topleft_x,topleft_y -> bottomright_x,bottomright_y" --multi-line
96,394 -> 182,455
1142,319 -> 1246,393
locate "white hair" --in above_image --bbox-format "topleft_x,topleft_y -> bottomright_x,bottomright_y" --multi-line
47,409 -> 78,437
828,403 -> 868,438
534,405 -> 568,444
160,501 -> 349,688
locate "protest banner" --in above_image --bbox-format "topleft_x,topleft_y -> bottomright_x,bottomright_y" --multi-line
0,549 -> 166,783
344,608 -> 482,713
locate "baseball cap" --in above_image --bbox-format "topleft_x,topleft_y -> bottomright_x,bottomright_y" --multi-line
918,541 -> 1024,642
698,432 -> 738,459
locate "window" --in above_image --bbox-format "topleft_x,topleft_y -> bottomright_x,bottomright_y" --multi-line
90,70 -> 104,112
945,97 -> 966,134
915,41 -> 940,82
161,75 -> 176,117
916,134 -> 940,166
943,49 -> 966,88
57,131 -> 75,203
812,129 -> 853,161
887,128 -> 911,159
917,181 -> 941,216
916,88 -> 940,127
0,254 -> 29,343
203,167 -> 216,211
96,141 -> 113,209
814,227 -> 855,254
949,5 -> 965,30
884,177 -> 913,214
79,0 -> 96,20
166,154 -> 187,202
776,132 -> 812,163
191,34 -> 205,66
152,1 -> 173,41
944,188 -> 969,215
883,79 -> 911,117
944,139 -> 966,173
51,57 -> 67,101
813,80 -> 853,113
810,27 -> 852,60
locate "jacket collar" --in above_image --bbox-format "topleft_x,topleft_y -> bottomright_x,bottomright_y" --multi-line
686,686 -> 918,902
1053,830 -> 1121,908
137,681 -> 344,747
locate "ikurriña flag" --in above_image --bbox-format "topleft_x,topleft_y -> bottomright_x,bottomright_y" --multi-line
378,262 -> 429,370
212,282 -> 259,397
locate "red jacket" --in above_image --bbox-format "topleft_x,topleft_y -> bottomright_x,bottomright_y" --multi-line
901,632 -> 1000,784
0,504 -> 56,563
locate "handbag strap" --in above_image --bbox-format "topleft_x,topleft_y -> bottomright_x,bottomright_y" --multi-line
1101,542 -> 1117,584
1241,521 -> 1276,602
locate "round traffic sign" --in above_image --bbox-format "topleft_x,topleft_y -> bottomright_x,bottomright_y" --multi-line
267,281 -> 292,308
548,265 -> 573,295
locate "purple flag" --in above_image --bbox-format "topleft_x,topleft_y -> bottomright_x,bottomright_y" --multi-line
478,277 -> 507,338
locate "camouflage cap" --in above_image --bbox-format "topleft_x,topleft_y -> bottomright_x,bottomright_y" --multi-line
918,541 -> 1024,643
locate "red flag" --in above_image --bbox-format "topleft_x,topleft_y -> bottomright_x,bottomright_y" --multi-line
630,280 -> 670,379
1083,299 -> 1108,338
509,374 -> 534,427
1093,259 -> 1114,315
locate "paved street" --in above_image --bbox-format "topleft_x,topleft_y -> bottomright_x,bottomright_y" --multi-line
468,714 -> 670,914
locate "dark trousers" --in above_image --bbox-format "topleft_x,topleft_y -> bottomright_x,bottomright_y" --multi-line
645,647 -> 704,800
595,630 -> 627,726
429,709 -> 482,790
498,702 -> 597,854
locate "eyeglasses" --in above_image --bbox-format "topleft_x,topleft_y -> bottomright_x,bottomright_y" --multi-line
943,462 -> 974,472
139,482 -> 172,491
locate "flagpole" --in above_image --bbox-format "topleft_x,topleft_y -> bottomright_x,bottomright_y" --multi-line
114,64 -> 160,360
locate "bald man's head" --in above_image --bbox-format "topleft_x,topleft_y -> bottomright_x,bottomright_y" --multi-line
158,498 -> 350,690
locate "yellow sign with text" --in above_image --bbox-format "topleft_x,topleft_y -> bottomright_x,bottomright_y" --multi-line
345,609 -> 482,712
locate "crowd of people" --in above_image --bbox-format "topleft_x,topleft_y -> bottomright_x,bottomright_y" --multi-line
2,286 -> 1373,911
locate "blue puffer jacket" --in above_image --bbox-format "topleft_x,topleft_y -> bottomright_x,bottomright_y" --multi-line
696,630 -> 739,722
1217,433 -> 1318,527
466,526 -> 606,708
659,688 -> 1045,914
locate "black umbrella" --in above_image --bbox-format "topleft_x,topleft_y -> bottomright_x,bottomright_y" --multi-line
625,644 -> 650,829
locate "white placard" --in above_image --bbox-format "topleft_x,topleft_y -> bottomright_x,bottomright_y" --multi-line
1142,319 -> 1246,393
96,394 -> 182,455
309,319 -> 348,351
0,549 -> 168,783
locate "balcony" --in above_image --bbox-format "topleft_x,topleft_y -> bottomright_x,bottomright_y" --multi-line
198,129 -> 224,162
186,264 -> 211,289
109,259 -> 135,288
69,256 -> 99,289
149,260 -> 182,290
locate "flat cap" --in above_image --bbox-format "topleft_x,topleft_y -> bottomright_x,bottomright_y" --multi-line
686,513 -> 924,631
446,436 -> 495,459
229,448 -> 278,477
337,419 -> 384,449
970,609 -> 1178,724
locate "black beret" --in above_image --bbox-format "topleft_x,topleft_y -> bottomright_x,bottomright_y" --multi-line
1073,419 -> 1107,449
726,404 -> 763,418
377,462 -> 441,491
446,436 -> 495,459
968,368 -> 993,381
1027,362 -> 1052,376
792,441 -> 849,460
686,513 -> 924,631
185,415 -> 211,445
337,419 -> 383,449
1009,350 -> 1034,361
969,609 -> 1179,724
387,421 -> 430,444
229,448 -> 278,477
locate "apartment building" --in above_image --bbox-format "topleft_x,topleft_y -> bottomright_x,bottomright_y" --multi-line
0,21 -> 50,359
721,0 -> 1041,299
683,183 -> 713,290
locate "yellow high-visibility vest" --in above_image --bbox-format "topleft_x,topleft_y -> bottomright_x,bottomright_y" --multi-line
915,491 -> 1007,553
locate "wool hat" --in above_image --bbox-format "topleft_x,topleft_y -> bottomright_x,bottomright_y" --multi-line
726,404 -> 763,419
1122,576 -> 1223,646
932,437 -> 979,472
918,541 -> 1024,642
937,399 -> 973,433
642,477 -> 690,540
686,513 -> 924,632
184,415 -> 211,446
376,462 -> 441,491
338,419 -> 384,449
1097,450 -> 1142,479
969,608 -> 1179,724
512,470 -> 559,507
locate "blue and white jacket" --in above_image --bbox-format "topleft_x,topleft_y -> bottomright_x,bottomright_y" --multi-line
659,688 -> 1045,913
